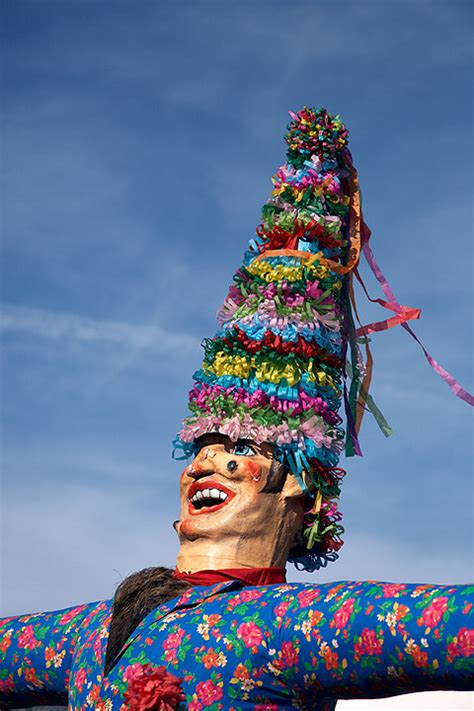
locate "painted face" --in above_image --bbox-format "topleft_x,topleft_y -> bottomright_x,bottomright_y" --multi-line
176,434 -> 280,544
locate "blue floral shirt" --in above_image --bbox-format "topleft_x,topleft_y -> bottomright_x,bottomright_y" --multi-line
1,580 -> 473,709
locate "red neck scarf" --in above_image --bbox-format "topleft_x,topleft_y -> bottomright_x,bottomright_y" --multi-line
174,567 -> 286,587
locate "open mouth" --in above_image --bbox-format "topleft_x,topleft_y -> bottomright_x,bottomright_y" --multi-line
188,480 -> 235,514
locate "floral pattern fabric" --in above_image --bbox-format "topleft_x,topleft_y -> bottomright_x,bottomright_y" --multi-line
1,580 -> 473,710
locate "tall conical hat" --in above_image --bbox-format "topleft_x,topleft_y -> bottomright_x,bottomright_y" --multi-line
175,106 -> 473,571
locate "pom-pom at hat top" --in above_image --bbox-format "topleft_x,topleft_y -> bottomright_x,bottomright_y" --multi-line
175,107 -> 473,571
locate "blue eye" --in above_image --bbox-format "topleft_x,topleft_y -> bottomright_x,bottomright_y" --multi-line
231,442 -> 255,456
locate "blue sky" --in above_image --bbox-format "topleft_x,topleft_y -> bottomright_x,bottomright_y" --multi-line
1,4 -> 473,705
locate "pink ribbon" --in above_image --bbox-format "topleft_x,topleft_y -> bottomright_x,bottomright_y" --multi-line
359,224 -> 473,406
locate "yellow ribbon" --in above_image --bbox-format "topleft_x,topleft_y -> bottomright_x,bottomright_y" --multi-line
248,252 -> 330,283
206,352 -> 336,389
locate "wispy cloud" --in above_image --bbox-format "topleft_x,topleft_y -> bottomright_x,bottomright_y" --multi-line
1,479 -> 179,614
0,302 -> 199,356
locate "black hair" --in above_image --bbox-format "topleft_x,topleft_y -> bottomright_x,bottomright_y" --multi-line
104,567 -> 191,675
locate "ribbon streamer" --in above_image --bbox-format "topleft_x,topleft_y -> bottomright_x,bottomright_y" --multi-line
358,232 -> 473,406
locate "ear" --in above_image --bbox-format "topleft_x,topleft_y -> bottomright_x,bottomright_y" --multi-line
280,470 -> 308,500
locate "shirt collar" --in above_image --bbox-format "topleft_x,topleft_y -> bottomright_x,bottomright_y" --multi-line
106,580 -> 243,674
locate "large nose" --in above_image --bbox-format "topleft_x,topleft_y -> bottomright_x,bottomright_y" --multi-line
186,446 -> 219,479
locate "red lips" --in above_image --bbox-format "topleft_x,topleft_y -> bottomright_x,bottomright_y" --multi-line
187,480 -> 235,515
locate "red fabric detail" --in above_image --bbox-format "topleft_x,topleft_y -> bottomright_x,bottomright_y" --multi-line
173,567 -> 286,587
231,325 -> 343,368
256,219 -> 341,252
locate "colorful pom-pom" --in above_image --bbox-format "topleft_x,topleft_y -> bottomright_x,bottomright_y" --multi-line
122,663 -> 185,711
285,106 -> 349,167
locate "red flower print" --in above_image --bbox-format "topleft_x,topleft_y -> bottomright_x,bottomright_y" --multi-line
463,603 -> 472,615
123,663 -> 185,710
458,628 -> 474,656
236,621 -> 263,648
0,631 -> 12,653
206,614 -> 221,626
382,584 -> 406,598
227,590 -> 263,609
188,700 -> 203,711
195,678 -> 223,706
412,645 -> 428,668
201,648 -> 219,670
297,589 -> 320,607
74,667 -> 87,693
239,590 -> 264,603
333,598 -> 354,629
233,663 -> 250,681
24,666 -> 39,684
280,640 -> 299,668
58,605 -> 86,625
354,628 -> 383,656
447,627 -> 474,659
94,634 -> 103,662
327,584 -> 345,598
164,648 -> 178,666
163,628 -> 185,650
0,676 -> 15,693
18,625 -> 40,650
88,683 -> 101,704
327,650 -> 339,670
0,617 -> 15,628
395,604 -> 410,621
421,596 -> 448,628
320,645 -> 339,670
254,705 -> 278,710
274,601 -> 290,618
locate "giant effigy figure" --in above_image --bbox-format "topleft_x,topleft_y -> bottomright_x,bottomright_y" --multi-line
1,107 -> 473,710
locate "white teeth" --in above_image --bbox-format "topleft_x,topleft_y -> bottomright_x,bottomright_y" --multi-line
190,488 -> 229,505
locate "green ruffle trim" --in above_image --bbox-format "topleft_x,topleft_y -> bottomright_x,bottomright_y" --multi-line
225,292 -> 339,325
261,204 -> 345,241
303,514 -> 344,550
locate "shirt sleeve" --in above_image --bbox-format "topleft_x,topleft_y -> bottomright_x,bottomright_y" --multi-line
0,600 -> 107,709
274,580 -> 474,699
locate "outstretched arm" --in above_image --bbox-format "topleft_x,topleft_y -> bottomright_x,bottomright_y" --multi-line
0,600 -> 110,709
276,580 -> 473,699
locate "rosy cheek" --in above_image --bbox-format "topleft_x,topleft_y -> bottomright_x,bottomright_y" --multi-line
243,460 -> 262,483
